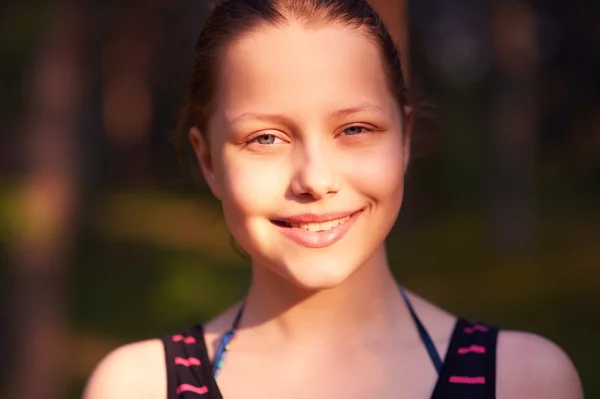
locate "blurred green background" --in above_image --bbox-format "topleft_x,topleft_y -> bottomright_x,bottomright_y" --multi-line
1,1 -> 598,399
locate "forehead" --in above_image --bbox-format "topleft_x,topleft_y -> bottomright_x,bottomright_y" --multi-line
216,24 -> 396,121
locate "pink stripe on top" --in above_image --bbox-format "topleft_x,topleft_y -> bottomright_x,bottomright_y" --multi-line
463,325 -> 489,334
174,357 -> 202,367
172,334 -> 197,344
449,376 -> 486,384
176,384 -> 209,395
457,344 -> 486,354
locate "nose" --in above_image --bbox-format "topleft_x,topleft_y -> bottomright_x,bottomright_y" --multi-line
291,141 -> 339,201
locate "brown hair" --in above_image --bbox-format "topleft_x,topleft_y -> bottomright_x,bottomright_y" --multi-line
173,0 -> 410,168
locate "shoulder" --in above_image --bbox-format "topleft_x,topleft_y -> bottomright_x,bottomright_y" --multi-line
496,330 -> 583,399
82,339 -> 166,399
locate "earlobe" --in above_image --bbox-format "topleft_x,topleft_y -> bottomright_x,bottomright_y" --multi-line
189,127 -> 222,199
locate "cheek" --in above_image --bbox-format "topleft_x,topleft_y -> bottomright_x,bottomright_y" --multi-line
343,139 -> 406,203
217,149 -> 289,218
214,136 -> 406,221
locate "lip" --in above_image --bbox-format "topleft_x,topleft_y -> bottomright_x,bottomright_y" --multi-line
271,208 -> 364,248
274,210 -> 359,224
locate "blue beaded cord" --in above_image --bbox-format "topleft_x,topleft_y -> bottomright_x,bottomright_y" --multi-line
212,302 -> 245,379
212,287 -> 442,378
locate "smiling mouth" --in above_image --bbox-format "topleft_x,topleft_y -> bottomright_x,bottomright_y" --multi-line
271,211 -> 361,232
271,209 -> 363,248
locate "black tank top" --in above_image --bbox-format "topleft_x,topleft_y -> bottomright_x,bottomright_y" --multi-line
161,292 -> 499,399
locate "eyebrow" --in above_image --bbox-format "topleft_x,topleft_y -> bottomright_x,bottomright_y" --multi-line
229,102 -> 385,126
230,112 -> 290,126
329,102 -> 385,118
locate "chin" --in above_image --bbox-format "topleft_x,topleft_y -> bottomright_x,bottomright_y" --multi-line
289,274 -> 347,291
272,254 -> 363,291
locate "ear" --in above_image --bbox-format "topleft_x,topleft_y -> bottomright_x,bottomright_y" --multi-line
189,126 -> 222,199
401,105 -> 413,173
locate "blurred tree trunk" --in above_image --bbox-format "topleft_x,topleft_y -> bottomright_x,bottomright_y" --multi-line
101,2 -> 159,188
487,1 -> 539,251
4,3 -> 85,399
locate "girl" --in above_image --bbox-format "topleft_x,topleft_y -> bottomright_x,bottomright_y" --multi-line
84,0 -> 583,398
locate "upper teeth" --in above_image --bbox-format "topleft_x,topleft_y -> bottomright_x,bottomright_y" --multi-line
285,216 -> 350,232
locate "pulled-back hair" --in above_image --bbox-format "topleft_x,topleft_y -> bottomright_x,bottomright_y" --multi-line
174,0 -> 410,165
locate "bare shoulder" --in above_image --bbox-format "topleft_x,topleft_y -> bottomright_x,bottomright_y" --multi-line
497,330 -> 583,399
82,339 -> 166,399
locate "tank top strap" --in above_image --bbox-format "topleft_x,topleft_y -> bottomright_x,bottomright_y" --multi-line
399,286 -> 443,373
430,318 -> 499,399
161,325 -> 222,399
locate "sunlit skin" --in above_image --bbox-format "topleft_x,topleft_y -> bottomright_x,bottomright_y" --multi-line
193,24 -> 409,290
82,19 -> 583,399
188,24 -> 450,398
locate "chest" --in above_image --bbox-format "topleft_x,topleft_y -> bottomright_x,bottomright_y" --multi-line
214,344 -> 440,399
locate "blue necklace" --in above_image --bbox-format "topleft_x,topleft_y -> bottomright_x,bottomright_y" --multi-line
211,286 -> 442,379
212,301 -> 245,378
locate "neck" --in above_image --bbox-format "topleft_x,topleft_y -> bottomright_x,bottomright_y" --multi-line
242,245 -> 407,345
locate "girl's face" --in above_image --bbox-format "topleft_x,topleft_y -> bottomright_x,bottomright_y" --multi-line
191,24 -> 411,289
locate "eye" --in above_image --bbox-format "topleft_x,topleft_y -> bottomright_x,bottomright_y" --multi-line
253,134 -> 278,145
342,125 -> 369,136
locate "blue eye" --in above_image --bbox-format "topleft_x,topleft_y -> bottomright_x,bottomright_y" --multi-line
343,126 -> 366,135
254,134 -> 276,144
